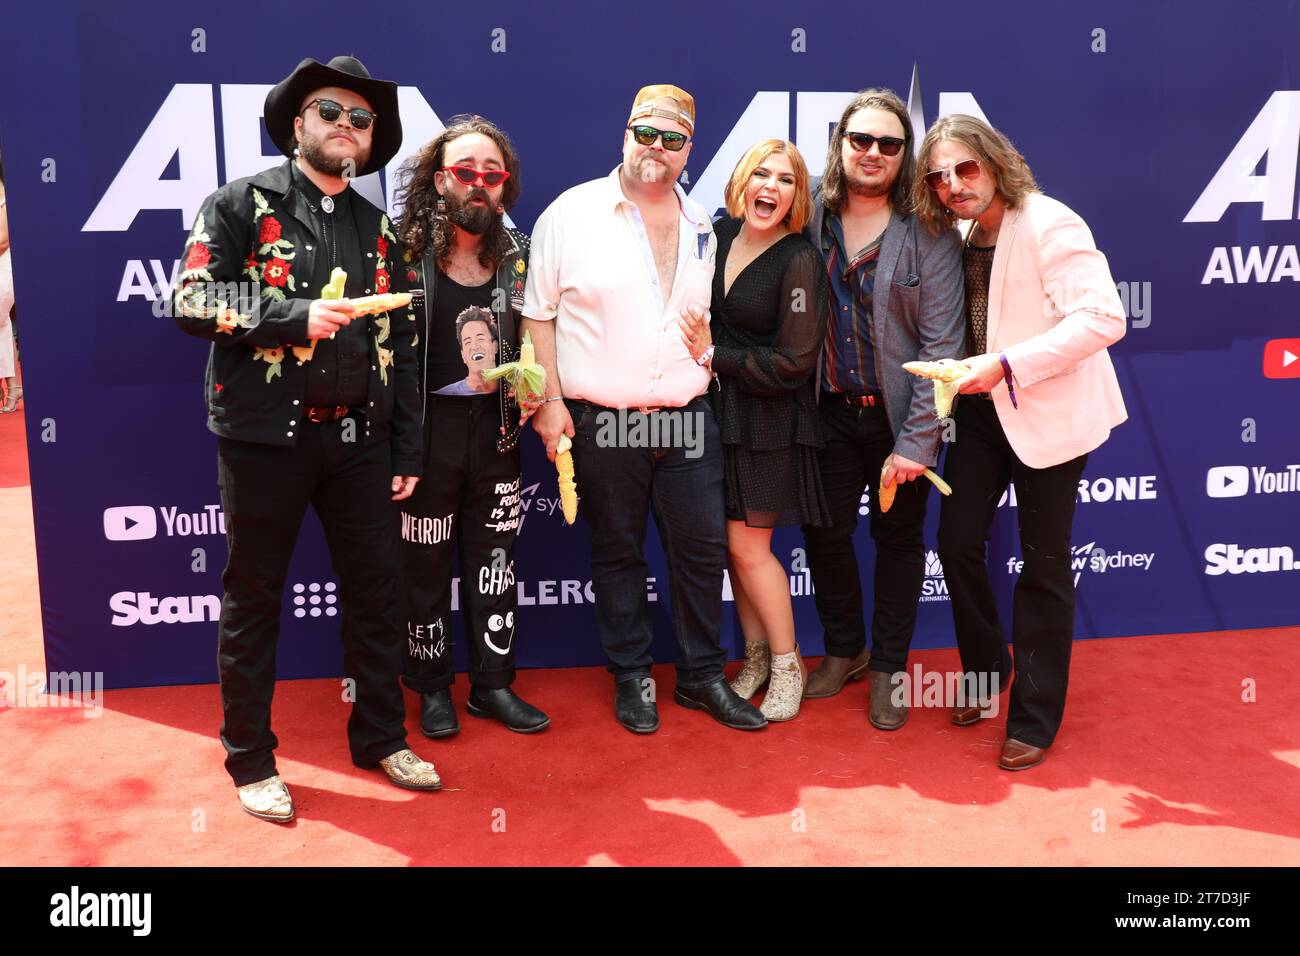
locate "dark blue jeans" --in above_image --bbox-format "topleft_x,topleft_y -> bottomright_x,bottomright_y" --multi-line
567,396 -> 727,690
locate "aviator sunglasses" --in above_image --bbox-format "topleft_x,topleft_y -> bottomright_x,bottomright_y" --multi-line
301,98 -> 376,131
442,166 -> 512,188
627,125 -> 690,151
925,159 -> 982,190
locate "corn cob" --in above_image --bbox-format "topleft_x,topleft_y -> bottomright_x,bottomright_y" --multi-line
481,330 -> 546,403
348,291 -> 413,317
293,267 -> 348,362
878,462 -> 953,513
878,464 -> 898,513
555,433 -> 578,525
482,331 -> 577,522
902,358 -> 969,419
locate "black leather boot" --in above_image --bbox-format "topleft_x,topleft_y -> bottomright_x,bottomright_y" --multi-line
420,688 -> 460,739
467,686 -> 551,733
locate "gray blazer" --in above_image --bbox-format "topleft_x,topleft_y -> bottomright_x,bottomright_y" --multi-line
805,178 -> 966,467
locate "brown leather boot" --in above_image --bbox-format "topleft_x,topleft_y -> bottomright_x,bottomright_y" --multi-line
868,671 -> 908,730
803,648 -> 870,699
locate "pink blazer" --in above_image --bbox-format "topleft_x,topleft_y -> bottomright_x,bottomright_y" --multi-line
964,193 -> 1128,469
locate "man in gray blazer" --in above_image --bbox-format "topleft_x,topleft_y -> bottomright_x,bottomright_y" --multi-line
801,89 -> 965,730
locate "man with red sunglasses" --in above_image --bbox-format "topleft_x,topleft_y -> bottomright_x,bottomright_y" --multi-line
390,115 -> 549,739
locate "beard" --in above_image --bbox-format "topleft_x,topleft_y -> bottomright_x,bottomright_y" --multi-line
298,129 -> 371,179
630,152 -> 673,184
444,187 -> 496,235
845,165 -> 894,199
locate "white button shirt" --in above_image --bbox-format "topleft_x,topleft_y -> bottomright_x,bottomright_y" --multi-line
522,166 -> 716,409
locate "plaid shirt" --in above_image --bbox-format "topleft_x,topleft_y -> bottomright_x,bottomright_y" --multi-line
820,212 -> 882,394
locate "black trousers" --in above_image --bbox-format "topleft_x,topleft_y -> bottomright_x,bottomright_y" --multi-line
215,420 -> 410,787
567,396 -> 728,690
937,396 -> 1088,748
802,397 -> 931,674
399,395 -> 520,693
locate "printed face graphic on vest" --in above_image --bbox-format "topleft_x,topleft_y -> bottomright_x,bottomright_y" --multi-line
434,306 -> 500,396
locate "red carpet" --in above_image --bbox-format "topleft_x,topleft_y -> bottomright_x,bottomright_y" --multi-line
2,406 -> 1299,866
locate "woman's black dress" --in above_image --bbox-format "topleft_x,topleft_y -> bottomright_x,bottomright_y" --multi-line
709,216 -> 830,528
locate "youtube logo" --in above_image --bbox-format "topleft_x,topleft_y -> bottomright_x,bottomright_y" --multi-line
103,505 -> 158,541
1263,338 -> 1300,379
1206,466 -> 1250,499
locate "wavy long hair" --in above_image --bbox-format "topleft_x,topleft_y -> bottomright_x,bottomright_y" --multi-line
820,88 -> 915,215
393,114 -> 521,269
913,114 -> 1039,236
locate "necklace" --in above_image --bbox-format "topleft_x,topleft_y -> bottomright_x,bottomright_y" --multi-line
306,197 -> 338,268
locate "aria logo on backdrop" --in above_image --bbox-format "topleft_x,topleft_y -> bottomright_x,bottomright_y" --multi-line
85,70 -> 988,303
1187,90 -> 1300,285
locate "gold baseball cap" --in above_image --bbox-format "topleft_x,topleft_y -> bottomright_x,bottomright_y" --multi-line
628,84 -> 695,135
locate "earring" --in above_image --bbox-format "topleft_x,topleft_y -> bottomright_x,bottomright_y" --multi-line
495,204 -> 505,215
435,197 -> 448,217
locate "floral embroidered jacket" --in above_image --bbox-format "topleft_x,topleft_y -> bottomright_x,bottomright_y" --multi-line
171,160 -> 422,477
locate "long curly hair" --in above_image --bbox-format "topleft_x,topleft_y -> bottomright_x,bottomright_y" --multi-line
393,114 -> 521,269
912,115 -> 1039,236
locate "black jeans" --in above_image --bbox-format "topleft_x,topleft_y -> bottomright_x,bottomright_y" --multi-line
399,394 -> 520,694
937,396 -> 1087,748
567,396 -> 727,690
215,419 -> 410,786
802,397 -> 930,674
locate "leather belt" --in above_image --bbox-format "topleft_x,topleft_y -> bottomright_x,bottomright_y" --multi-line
832,391 -> 883,408
304,404 -> 351,423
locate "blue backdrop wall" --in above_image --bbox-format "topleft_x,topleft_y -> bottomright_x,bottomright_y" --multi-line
0,0 -> 1296,688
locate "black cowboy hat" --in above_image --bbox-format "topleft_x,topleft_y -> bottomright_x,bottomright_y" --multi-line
263,55 -> 401,177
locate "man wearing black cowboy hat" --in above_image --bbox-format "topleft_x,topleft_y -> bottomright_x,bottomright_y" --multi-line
172,55 -> 439,822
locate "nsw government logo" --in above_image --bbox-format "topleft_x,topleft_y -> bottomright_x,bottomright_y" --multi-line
919,550 -> 949,603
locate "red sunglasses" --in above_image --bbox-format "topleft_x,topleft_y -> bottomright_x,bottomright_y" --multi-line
442,165 -> 510,188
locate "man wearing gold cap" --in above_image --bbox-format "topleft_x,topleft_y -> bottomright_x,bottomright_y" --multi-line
521,85 -> 767,734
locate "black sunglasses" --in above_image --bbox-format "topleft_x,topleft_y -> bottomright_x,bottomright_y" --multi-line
843,131 -> 906,157
302,98 -> 376,131
627,125 -> 689,151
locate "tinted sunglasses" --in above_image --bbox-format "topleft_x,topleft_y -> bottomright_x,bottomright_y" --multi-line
302,98 -> 376,131
442,165 -> 511,188
924,159 -> 982,190
844,131 -> 906,156
627,125 -> 689,151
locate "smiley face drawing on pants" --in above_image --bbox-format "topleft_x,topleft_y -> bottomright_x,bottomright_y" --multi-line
485,610 -> 515,656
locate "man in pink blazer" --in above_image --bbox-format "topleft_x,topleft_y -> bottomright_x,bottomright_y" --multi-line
914,115 -> 1127,770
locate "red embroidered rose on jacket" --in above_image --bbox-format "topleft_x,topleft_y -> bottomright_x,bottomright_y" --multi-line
258,216 -> 283,245
185,242 -> 212,271
263,257 -> 292,288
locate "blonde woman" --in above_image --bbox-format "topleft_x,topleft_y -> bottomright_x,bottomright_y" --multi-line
680,140 -> 829,720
